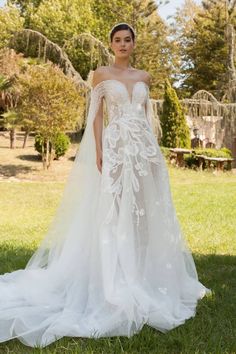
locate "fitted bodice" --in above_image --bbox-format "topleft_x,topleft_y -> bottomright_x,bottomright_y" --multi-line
94,79 -> 149,122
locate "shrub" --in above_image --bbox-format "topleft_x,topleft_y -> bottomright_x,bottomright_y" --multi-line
52,132 -> 70,159
184,147 -> 233,169
184,154 -> 199,169
194,147 -> 232,158
160,79 -> 190,149
34,132 -> 70,159
160,146 -> 171,159
34,134 -> 49,156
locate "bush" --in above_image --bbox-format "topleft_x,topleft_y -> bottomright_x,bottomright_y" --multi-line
160,79 -> 190,149
193,147 -> 232,158
52,132 -> 70,159
34,134 -> 49,155
160,146 -> 171,159
34,132 -> 70,159
184,154 -> 199,169
184,147 -> 233,169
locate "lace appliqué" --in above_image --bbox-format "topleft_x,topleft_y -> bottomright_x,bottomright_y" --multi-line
102,100 -> 160,226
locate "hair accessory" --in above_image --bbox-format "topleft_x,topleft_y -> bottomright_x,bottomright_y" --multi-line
109,22 -> 136,41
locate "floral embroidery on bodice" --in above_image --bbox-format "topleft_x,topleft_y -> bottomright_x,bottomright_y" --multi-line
103,79 -> 149,119
98,79 -> 161,226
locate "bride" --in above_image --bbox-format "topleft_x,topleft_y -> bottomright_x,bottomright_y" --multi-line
0,22 -> 210,348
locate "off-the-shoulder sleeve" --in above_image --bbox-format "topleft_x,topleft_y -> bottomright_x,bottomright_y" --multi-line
85,81 -> 105,128
146,93 -> 162,140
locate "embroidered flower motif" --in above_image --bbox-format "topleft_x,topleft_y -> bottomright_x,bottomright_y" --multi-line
158,287 -> 167,295
102,82 -> 161,225
139,209 -> 145,216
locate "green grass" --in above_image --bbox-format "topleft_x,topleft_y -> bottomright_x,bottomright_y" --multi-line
0,167 -> 235,353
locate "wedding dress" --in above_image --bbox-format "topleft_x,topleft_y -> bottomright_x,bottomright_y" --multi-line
0,78 -> 210,348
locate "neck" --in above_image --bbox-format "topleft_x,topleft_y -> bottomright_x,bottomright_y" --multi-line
112,58 -> 132,70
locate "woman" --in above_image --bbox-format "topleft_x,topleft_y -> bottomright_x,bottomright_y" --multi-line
0,22 -> 210,348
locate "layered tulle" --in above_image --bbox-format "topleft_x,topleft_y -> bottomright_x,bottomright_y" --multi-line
0,79 -> 210,347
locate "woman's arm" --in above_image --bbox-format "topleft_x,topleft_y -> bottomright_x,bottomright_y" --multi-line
92,68 -> 105,173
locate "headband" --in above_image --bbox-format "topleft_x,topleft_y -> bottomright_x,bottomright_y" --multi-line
109,22 -> 136,41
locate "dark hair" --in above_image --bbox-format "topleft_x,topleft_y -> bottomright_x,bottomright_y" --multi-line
110,23 -> 135,42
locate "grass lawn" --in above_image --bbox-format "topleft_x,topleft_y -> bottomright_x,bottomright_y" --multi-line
0,167 -> 235,353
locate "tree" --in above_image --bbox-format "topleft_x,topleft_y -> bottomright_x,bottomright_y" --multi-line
17,63 -> 84,169
0,5 -> 24,49
26,0 -> 94,46
174,0 -> 228,99
222,0 -> 236,101
0,48 -> 24,148
160,79 -> 190,148
171,0 -> 201,97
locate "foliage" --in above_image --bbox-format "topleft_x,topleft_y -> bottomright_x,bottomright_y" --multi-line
194,147 -> 232,158
34,132 -> 70,159
17,63 -> 84,168
184,147 -> 233,169
52,132 -> 70,159
91,0 -> 132,44
9,0 -> 42,20
34,133 -> 46,155
0,48 -> 25,86
0,5 -> 24,49
220,147 -> 233,157
160,79 -> 190,148
1,110 -> 19,130
0,49 -> 26,147
25,0 -> 94,46
184,153 -> 199,169
62,33 -> 113,80
134,6 -> 173,98
0,49 -> 25,111
160,146 -> 171,159
174,0 -> 231,99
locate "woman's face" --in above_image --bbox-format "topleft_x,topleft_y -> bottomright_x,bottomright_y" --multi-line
110,29 -> 135,58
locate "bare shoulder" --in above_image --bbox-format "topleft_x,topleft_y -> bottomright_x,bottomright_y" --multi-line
92,66 -> 110,88
138,69 -> 151,86
132,68 -> 151,86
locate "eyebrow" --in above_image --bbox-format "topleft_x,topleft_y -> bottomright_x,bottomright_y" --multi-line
114,36 -> 131,39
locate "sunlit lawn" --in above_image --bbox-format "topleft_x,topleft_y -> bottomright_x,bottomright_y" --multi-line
0,167 -> 235,353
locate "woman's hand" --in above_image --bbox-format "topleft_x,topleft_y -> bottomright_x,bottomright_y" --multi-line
96,149 -> 103,174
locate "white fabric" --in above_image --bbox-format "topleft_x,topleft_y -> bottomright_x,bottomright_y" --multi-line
0,79 -> 211,348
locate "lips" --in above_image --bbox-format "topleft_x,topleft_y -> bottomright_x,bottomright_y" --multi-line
120,49 -> 127,52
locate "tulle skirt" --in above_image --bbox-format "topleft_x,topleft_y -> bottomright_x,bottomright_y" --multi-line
0,113 -> 210,348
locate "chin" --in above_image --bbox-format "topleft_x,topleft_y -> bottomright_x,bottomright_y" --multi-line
117,53 -> 129,58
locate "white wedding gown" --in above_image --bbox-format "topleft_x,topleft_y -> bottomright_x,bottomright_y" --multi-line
0,79 -> 210,348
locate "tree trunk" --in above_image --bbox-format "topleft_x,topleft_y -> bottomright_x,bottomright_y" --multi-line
46,139 -> 50,169
226,23 -> 236,82
225,0 -> 236,102
9,128 -> 15,149
41,138 -> 46,170
22,130 -> 29,148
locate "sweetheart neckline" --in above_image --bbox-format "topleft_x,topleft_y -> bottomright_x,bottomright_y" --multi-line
92,79 -> 149,104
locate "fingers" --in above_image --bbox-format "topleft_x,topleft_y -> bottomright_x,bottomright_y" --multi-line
96,157 -> 102,174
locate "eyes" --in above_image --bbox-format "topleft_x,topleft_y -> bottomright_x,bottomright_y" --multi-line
114,38 -> 132,42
